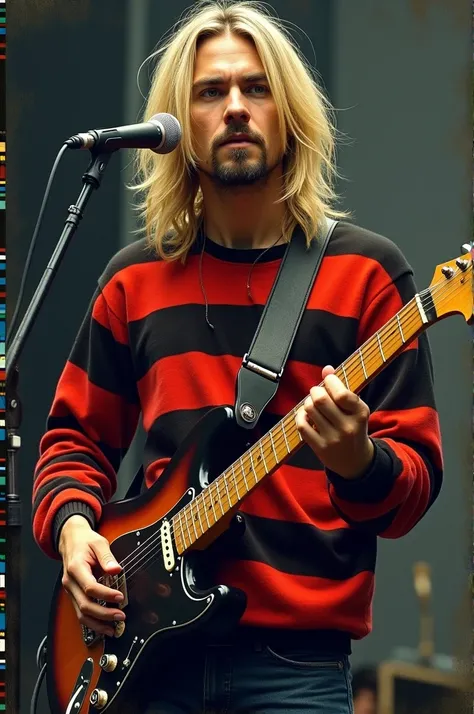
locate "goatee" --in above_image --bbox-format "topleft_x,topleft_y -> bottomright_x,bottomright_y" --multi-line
210,145 -> 269,187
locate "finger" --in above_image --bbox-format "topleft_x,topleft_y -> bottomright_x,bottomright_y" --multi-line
90,539 -> 122,574
66,578 -> 125,623
71,598 -> 116,637
321,364 -> 336,379
66,559 -> 124,603
323,374 -> 362,414
306,389 -> 342,429
296,409 -> 325,448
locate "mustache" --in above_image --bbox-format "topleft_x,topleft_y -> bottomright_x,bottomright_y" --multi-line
213,125 -> 264,149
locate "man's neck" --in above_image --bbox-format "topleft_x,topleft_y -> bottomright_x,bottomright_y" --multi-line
199,172 -> 287,250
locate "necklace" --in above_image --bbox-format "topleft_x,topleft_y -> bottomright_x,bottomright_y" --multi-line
198,230 -> 284,330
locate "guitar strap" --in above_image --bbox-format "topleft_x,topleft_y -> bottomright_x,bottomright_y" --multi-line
125,217 -> 337,498
234,217 -> 338,429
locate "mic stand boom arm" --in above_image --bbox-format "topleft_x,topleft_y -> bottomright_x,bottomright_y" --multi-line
5,148 -> 115,714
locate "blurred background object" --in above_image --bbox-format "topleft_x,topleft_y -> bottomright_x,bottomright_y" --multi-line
352,666 -> 378,714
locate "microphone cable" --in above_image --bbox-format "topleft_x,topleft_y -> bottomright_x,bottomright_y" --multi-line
6,142 -> 69,349
30,635 -> 47,714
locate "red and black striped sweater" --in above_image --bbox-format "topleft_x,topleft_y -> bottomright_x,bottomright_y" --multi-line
32,221 -> 443,640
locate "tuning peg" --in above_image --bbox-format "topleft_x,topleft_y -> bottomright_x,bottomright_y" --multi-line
461,243 -> 472,253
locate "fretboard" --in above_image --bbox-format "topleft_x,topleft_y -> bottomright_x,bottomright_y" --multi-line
172,290 -> 433,555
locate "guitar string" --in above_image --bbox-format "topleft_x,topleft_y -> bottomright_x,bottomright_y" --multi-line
105,267 -> 469,589
110,268 -> 469,589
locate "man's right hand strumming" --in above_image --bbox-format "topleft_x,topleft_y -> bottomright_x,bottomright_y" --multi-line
58,515 -> 126,637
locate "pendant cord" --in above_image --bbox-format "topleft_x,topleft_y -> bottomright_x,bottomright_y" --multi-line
246,233 -> 283,303
199,231 -> 284,328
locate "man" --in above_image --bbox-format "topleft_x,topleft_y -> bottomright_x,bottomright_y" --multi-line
32,2 -> 443,712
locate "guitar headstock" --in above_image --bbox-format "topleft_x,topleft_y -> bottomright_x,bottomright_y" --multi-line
428,244 -> 473,323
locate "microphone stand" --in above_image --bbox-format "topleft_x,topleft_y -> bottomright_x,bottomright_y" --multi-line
6,147 -> 116,714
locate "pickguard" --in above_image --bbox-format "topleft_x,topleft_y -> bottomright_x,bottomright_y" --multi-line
89,489 -> 215,709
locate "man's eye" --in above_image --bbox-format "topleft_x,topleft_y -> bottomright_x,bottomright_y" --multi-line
248,85 -> 268,94
201,88 -> 220,98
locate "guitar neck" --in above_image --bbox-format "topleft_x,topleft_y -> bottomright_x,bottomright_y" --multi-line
173,289 -> 435,555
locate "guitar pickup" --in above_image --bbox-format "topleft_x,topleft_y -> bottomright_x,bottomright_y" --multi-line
160,519 -> 175,572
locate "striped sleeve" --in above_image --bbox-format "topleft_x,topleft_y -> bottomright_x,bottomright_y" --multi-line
31,285 -> 141,558
326,269 -> 443,537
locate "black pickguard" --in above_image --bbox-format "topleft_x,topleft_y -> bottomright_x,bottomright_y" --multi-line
91,488 -> 245,711
50,407 -> 253,713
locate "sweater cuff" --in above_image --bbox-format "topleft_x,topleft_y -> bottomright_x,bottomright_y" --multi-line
53,501 -> 97,553
326,438 -> 397,504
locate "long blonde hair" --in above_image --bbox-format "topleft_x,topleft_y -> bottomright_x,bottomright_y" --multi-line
133,0 -> 348,261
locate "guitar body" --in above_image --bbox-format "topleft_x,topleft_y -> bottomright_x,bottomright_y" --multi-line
46,406 -> 249,714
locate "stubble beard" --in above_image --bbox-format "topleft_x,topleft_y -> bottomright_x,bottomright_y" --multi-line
209,143 -> 270,187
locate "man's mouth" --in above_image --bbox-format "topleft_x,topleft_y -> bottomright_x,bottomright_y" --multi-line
221,134 -> 256,146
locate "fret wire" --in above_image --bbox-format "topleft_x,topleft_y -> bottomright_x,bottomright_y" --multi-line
281,422 -> 291,453
293,409 -> 303,441
231,463 -> 240,499
222,473 -> 233,509
176,511 -> 187,550
208,483 -> 217,522
414,294 -> 428,323
188,504 -> 199,540
396,314 -> 405,343
348,306 -> 420,389
269,430 -> 278,461
340,363 -> 349,389
194,495 -> 204,534
249,449 -> 259,484
376,331 -> 386,362
240,457 -> 249,492
359,348 -> 368,380
202,493 -> 211,529
182,507 -> 193,545
214,478 -> 225,516
259,439 -> 269,473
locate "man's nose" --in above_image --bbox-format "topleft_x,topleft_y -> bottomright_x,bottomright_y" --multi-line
224,88 -> 251,125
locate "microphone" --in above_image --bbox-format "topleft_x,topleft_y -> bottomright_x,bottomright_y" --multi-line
65,113 -> 182,154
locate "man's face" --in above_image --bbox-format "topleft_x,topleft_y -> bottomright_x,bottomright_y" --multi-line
190,31 -> 283,187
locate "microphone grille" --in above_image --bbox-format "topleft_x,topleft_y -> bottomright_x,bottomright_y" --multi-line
149,113 -> 182,154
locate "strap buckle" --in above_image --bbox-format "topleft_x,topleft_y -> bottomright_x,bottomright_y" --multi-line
242,353 -> 281,382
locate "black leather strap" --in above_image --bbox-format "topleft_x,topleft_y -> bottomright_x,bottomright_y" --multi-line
234,218 -> 338,429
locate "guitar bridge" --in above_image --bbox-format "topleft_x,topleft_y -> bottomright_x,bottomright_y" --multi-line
81,572 -> 128,647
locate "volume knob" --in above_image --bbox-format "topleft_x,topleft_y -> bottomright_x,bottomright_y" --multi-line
90,689 -> 108,709
99,654 -> 118,672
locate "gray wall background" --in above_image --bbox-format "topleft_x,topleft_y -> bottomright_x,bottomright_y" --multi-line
7,1 -> 472,711
332,0 -> 472,668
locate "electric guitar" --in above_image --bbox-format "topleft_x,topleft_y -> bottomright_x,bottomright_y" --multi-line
47,247 -> 473,713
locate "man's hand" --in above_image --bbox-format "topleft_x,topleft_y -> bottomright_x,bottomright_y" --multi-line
58,515 -> 125,637
295,365 -> 374,479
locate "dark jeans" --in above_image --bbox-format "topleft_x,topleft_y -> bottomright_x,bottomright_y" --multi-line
131,635 -> 354,714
